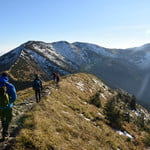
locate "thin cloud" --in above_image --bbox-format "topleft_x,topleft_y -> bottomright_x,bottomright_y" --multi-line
112,25 -> 150,30
146,29 -> 150,34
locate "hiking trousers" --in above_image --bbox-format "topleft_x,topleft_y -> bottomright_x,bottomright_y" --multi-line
35,89 -> 41,103
0,108 -> 12,138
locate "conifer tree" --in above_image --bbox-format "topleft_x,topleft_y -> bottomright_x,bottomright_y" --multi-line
103,96 -> 122,129
130,95 -> 136,110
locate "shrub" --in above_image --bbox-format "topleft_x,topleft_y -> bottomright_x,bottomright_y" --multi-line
143,133 -> 150,147
89,91 -> 101,108
130,95 -> 136,110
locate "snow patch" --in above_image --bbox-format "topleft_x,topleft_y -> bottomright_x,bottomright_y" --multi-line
62,111 -> 69,114
76,81 -> 84,91
80,114 -> 91,121
132,110 -> 141,117
100,93 -> 107,99
98,112 -> 103,116
82,101 -> 88,105
116,130 -> 134,139
89,89 -> 93,93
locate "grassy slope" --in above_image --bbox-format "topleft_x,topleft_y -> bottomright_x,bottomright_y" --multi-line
13,73 -> 145,150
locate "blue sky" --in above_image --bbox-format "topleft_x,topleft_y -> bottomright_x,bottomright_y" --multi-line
0,0 -> 150,53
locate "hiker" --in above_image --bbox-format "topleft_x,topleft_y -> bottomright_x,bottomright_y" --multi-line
0,73 -> 17,141
52,72 -> 60,86
32,74 -> 43,103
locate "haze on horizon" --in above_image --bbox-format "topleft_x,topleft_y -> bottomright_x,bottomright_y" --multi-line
0,0 -> 150,54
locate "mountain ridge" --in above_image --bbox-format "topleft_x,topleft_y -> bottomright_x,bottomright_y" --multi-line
8,73 -> 150,150
0,40 -> 150,110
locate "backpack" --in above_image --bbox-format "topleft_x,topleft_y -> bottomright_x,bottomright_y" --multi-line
0,86 -> 9,108
33,79 -> 41,90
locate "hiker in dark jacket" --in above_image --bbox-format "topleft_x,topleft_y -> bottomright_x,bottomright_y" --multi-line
32,74 -> 43,103
0,73 -> 17,141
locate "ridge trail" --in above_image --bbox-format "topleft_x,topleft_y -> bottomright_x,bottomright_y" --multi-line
0,85 -> 52,150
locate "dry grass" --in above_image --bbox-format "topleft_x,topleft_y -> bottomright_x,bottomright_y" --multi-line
15,87 -> 34,104
13,73 -> 146,150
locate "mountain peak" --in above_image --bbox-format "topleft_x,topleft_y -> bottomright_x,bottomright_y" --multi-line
52,41 -> 70,45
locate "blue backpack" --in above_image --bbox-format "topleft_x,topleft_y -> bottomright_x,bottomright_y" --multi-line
33,79 -> 41,90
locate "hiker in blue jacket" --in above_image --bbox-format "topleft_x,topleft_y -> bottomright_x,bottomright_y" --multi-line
0,73 -> 17,141
32,74 -> 43,103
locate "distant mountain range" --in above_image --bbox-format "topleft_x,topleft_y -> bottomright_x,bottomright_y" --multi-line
0,40 -> 150,109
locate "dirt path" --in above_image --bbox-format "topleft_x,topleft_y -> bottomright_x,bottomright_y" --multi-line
0,85 -> 52,150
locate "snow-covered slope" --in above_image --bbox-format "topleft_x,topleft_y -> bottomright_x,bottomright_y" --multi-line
107,43 -> 150,70
25,41 -> 79,74
126,44 -> 150,69
51,41 -> 150,70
